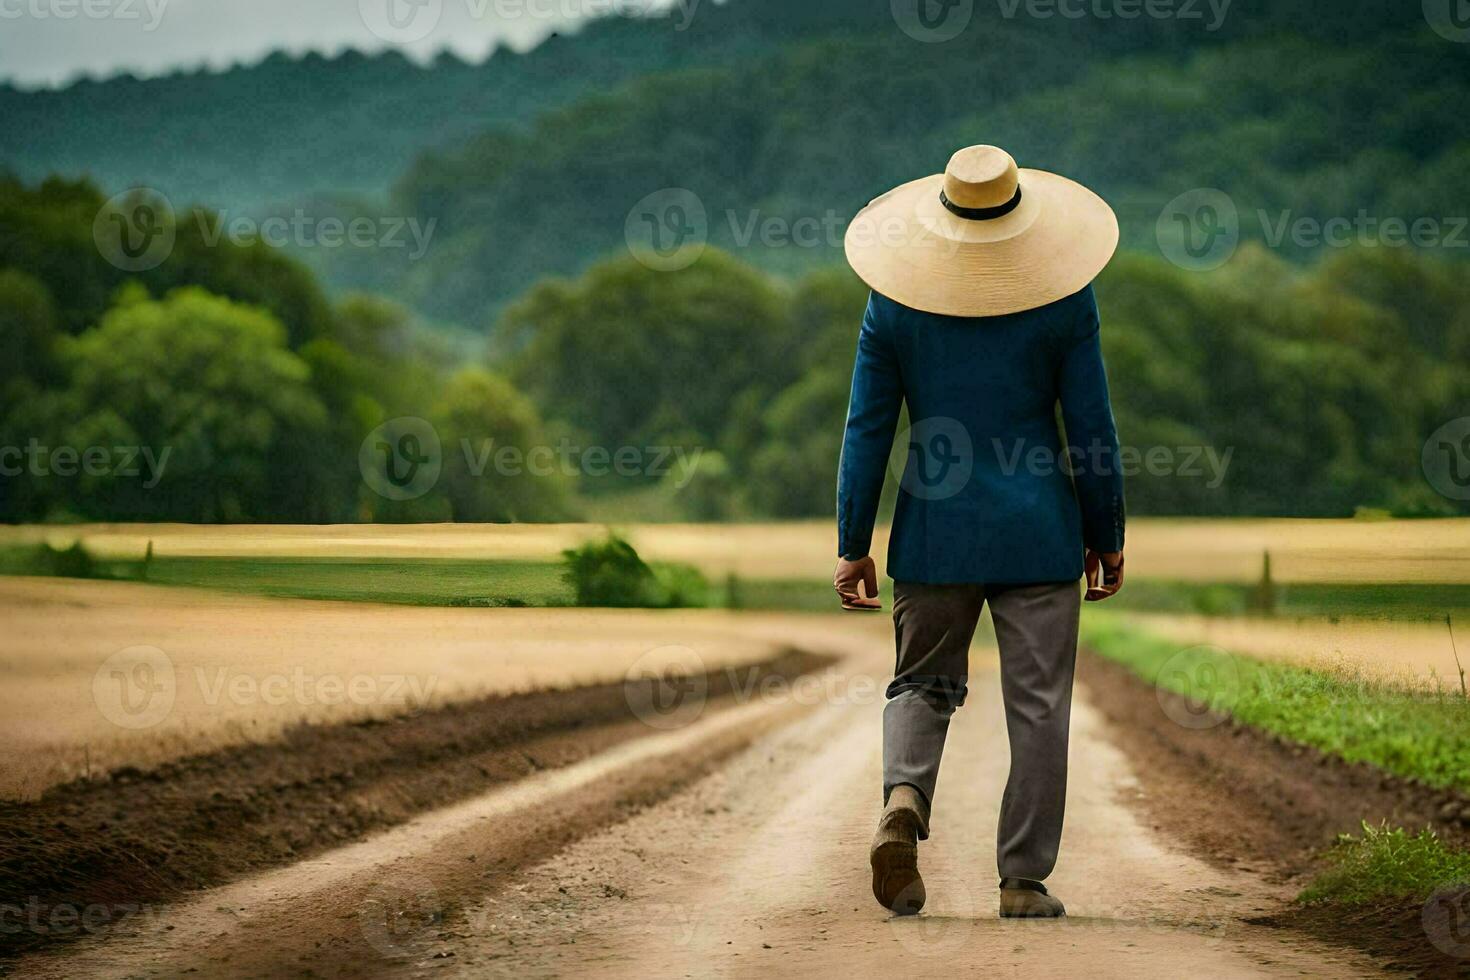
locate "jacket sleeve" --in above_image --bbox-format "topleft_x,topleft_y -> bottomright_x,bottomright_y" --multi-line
836,294 -> 905,559
1058,291 -> 1126,554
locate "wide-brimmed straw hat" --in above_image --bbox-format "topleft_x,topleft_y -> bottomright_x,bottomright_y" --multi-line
844,145 -> 1118,317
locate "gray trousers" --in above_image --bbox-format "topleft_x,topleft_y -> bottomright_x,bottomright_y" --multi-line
883,580 -> 1081,881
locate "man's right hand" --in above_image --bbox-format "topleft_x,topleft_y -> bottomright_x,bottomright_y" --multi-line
1084,550 -> 1125,602
834,555 -> 882,611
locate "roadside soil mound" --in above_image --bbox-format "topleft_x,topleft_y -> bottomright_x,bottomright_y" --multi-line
1079,650 -> 1470,978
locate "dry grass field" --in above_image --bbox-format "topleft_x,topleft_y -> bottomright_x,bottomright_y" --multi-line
1110,611 -> 1469,689
4,517 -> 1470,583
0,575 -> 874,801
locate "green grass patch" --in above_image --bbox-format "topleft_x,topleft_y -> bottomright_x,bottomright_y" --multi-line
116,555 -> 573,607
0,541 -> 102,579
721,576 -> 837,613
1300,823 -> 1470,906
1108,579 -> 1470,621
1083,615 -> 1470,793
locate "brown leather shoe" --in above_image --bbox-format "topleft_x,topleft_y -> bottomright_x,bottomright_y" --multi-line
870,785 -> 930,916
999,877 -> 1065,918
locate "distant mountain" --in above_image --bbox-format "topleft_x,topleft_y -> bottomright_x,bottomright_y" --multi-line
0,4 -> 810,214
0,0 -> 1423,215
350,3 -> 1469,326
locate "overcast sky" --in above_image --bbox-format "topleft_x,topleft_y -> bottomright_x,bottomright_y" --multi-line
0,0 -> 684,88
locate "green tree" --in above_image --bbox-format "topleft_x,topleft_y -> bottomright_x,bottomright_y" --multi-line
662,450 -> 743,521
430,367 -> 574,522
499,249 -> 800,467
58,287 -> 327,521
746,369 -> 850,518
0,268 -> 62,397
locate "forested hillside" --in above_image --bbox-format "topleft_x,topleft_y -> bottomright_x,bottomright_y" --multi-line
374,20 -> 1470,324
0,8 -> 787,213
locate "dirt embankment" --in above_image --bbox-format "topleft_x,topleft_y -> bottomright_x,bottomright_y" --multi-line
0,648 -> 830,961
1079,650 -> 1470,978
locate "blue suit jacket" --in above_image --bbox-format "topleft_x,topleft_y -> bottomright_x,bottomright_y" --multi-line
837,284 -> 1125,584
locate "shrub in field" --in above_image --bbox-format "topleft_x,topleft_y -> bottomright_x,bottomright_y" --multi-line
560,532 -> 708,609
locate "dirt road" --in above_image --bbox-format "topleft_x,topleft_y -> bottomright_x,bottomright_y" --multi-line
10,624 -> 1388,979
